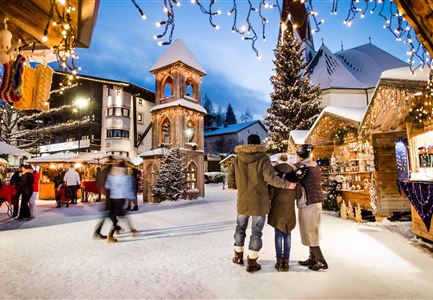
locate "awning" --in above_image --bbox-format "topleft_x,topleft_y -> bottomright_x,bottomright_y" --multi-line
0,141 -> 31,156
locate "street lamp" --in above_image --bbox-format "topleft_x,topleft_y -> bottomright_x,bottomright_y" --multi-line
73,98 -> 90,153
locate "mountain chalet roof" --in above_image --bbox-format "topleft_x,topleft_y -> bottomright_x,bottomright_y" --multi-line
308,43 -> 407,89
150,39 -> 206,75
380,66 -> 430,82
204,120 -> 266,137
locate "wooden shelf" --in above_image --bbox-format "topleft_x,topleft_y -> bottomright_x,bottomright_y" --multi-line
332,171 -> 373,175
337,189 -> 368,193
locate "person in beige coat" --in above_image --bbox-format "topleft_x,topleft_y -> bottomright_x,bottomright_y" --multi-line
296,144 -> 328,271
268,154 -> 301,272
227,134 -> 296,272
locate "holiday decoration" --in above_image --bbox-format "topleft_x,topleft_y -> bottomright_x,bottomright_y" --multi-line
152,147 -> 187,201
355,203 -> 362,223
398,180 -> 433,231
0,18 -> 21,65
340,200 -> 347,219
264,28 -> 320,153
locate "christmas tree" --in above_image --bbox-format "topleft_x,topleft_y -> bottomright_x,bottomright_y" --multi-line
225,103 -> 237,125
202,94 -> 215,128
152,147 -> 187,201
214,106 -> 225,126
264,26 -> 321,153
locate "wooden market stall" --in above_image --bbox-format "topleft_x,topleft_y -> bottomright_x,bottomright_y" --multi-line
359,67 -> 430,222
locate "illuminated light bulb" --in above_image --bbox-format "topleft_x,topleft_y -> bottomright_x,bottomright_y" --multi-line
361,13 -> 365,18
227,11 -> 231,16
64,24 -> 70,30
141,14 -> 147,20
176,1 -> 181,7
156,22 -> 161,27
72,70 -> 77,75
52,21 -> 57,26
78,67 -> 82,70
154,35 -> 158,40
163,7 -> 169,13
217,10 -> 222,15
62,30 -> 67,35
66,8 -> 71,14
215,24 -> 220,30
158,41 -> 163,46
240,25 -> 247,32
58,0 -> 66,5
42,35 -> 48,42
191,0 -> 196,3
257,55 -> 262,61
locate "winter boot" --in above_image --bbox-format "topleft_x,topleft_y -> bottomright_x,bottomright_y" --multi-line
309,259 -> 328,271
107,235 -> 118,243
126,204 -> 131,211
282,258 -> 289,272
93,231 -> 107,240
274,258 -> 284,272
132,206 -> 138,211
232,251 -> 244,265
298,248 -> 316,267
246,257 -> 261,272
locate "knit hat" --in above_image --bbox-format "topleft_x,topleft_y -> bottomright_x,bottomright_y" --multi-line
296,144 -> 313,159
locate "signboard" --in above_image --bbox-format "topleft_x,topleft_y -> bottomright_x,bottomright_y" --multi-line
40,139 -> 90,153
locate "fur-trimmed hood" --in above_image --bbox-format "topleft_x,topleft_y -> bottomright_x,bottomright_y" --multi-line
235,144 -> 267,164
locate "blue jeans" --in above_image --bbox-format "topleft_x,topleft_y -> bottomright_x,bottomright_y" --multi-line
275,229 -> 291,259
234,214 -> 266,251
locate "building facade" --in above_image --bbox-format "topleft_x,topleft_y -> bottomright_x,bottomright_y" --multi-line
204,120 -> 268,172
18,72 -> 154,157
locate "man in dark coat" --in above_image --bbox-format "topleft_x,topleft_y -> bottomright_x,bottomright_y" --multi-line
10,164 -> 24,218
17,165 -> 34,221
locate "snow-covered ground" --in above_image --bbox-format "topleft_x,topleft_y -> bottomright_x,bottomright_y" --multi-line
1,184 -> 433,299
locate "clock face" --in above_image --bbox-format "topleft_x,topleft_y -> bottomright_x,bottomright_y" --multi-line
113,119 -> 122,126
106,141 -> 111,148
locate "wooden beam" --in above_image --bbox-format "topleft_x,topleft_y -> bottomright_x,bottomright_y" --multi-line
394,0 -> 433,56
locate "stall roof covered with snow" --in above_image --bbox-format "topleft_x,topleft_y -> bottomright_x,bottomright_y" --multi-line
204,120 -> 267,138
360,67 -> 430,136
306,106 -> 365,145
307,43 -> 407,90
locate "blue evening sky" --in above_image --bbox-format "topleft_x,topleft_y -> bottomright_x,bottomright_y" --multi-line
76,0 -> 410,119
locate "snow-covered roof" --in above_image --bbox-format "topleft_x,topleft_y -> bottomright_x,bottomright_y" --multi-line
289,130 -> 309,145
140,148 -> 168,158
308,43 -> 407,89
150,99 -> 207,114
306,106 -> 366,142
26,152 -> 79,163
150,39 -> 206,75
0,141 -> 30,156
380,66 -> 430,82
204,120 -> 266,137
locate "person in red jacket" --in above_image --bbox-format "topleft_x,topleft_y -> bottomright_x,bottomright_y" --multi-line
29,168 -> 40,218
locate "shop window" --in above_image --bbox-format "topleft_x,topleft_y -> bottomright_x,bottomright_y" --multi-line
138,113 -> 143,123
186,162 -> 198,189
186,120 -> 195,143
163,76 -> 173,98
162,119 -> 171,144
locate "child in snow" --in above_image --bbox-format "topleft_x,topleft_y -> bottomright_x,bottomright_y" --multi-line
268,154 -> 301,271
295,144 -> 328,271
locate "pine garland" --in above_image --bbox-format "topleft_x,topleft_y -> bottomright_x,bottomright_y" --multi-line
264,28 -> 321,153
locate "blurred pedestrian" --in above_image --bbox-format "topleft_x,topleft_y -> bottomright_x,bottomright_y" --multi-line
17,165 -> 34,221
64,165 -> 80,204
29,167 -> 39,218
94,157 -> 114,240
104,160 -> 137,243
126,168 -> 139,211
10,164 -> 24,218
